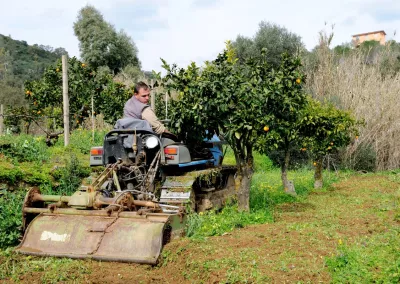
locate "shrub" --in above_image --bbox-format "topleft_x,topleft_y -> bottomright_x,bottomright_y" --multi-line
54,129 -> 107,154
0,134 -> 49,163
56,154 -> 91,195
0,190 -> 24,248
341,142 -> 376,172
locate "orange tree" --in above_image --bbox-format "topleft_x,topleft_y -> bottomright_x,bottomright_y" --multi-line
158,43 -> 308,209
254,55 -> 308,195
20,56 -> 130,132
298,99 -> 359,188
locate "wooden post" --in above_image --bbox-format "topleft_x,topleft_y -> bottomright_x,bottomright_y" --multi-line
62,55 -> 70,146
165,93 -> 168,119
0,104 -> 4,135
91,95 -> 95,142
150,79 -> 155,114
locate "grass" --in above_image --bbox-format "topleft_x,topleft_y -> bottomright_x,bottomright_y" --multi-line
326,229 -> 400,283
0,248 -> 91,283
184,147 -> 343,240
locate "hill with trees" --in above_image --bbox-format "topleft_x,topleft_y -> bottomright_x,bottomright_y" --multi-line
0,34 -> 67,106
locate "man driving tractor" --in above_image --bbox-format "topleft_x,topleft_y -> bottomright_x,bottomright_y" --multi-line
123,81 -> 171,135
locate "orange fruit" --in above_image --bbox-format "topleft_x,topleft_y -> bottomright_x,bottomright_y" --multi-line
313,162 -> 317,166
56,68 -> 60,72
355,136 -> 359,140
25,90 -> 30,95
37,111 -> 41,114
296,78 -> 301,84
263,126 -> 269,132
330,142 -> 334,146
81,63 -> 86,67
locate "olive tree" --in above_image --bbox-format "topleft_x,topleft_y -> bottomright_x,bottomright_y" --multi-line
232,21 -> 305,68
73,5 -> 140,74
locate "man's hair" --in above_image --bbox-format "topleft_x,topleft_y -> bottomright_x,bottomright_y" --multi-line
134,81 -> 149,94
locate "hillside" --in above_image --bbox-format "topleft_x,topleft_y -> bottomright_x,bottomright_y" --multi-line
0,34 -> 68,106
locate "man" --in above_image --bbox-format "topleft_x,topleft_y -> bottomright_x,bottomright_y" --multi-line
123,81 -> 169,134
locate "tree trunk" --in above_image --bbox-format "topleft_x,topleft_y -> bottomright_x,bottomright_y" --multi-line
235,163 -> 252,211
281,149 -> 296,196
231,141 -> 254,211
314,157 -> 323,189
26,122 -> 31,134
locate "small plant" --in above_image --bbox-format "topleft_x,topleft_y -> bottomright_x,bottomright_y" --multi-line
0,190 -> 24,248
0,134 -> 49,163
56,154 -> 90,195
186,203 -> 273,238
54,129 -> 108,154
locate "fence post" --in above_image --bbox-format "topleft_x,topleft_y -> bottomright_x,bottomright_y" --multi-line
91,95 -> 95,142
62,55 -> 70,146
150,79 -> 156,114
0,104 -> 3,135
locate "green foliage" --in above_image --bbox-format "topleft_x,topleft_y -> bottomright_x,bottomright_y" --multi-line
56,154 -> 91,196
232,21 -> 305,68
73,5 -> 140,73
159,42 -> 265,168
17,56 -> 131,129
333,43 -> 352,56
186,204 -> 273,238
185,166 -> 341,239
0,249 -> 90,282
254,55 -> 308,154
329,39 -> 400,77
0,34 -> 66,107
326,230 -> 400,283
160,42 -> 308,173
299,99 -> 359,158
0,190 -> 23,248
54,129 -> 108,154
0,134 -> 49,163
0,130 -> 93,188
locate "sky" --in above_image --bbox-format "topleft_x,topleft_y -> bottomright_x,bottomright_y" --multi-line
1,0 -> 399,72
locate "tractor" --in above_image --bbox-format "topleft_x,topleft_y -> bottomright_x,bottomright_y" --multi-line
17,118 -> 237,264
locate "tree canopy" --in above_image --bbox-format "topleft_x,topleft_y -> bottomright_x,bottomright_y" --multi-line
73,5 -> 141,74
158,42 -> 314,208
0,34 -> 65,107
232,21 -> 305,68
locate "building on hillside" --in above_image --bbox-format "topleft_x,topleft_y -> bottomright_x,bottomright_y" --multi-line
352,30 -> 386,46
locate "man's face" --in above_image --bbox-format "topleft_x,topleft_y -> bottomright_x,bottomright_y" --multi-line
134,87 -> 150,104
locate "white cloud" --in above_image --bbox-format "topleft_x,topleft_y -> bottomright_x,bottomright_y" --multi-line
0,0 -> 399,72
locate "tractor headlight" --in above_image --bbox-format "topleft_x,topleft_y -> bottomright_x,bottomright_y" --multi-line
145,136 -> 159,149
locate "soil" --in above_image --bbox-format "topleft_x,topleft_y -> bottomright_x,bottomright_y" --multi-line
3,174 -> 399,283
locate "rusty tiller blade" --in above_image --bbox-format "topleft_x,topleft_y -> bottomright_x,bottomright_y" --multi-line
16,212 -> 171,264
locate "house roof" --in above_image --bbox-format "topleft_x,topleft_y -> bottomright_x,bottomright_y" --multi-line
352,30 -> 386,37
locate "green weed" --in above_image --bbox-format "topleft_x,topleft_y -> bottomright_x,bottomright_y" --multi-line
0,248 -> 90,282
0,190 -> 24,248
55,153 -> 91,196
0,134 -> 49,163
326,229 -> 400,283
54,129 -> 108,154
186,203 -> 273,238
